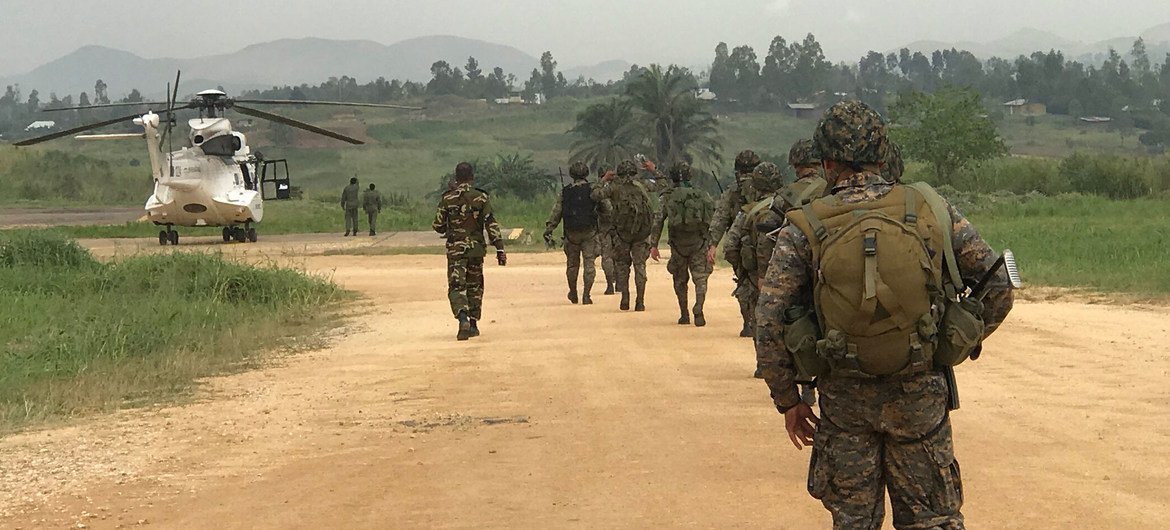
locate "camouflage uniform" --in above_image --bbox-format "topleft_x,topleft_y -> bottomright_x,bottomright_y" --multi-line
724,162 -> 784,342
710,150 -> 762,336
546,163 -> 600,304
433,182 -> 505,323
883,140 -> 905,183
755,102 -> 1013,529
340,182 -> 361,235
362,187 -> 383,236
650,162 -> 713,325
592,160 -> 652,311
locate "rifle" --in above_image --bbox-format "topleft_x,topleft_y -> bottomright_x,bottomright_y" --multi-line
710,170 -> 725,195
943,249 -> 1022,410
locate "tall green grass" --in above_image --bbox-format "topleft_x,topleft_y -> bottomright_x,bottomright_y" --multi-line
0,231 -> 342,432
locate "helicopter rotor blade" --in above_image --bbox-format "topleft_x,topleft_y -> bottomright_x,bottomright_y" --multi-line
232,104 -> 365,145
233,99 -> 424,110
39,101 -> 170,113
14,110 -> 152,146
170,71 -> 182,113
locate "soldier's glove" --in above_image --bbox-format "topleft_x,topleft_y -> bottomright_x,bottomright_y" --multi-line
497,249 -> 507,266
543,229 -> 555,249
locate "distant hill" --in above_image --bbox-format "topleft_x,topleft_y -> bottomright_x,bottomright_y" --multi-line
895,23 -> 1170,64
0,36 -> 540,99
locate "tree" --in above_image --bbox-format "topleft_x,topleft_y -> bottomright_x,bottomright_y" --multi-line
122,88 -> 143,103
889,87 -> 1008,184
538,51 -> 567,98
625,64 -> 723,167
78,92 -> 91,107
568,98 -> 642,168
709,42 -> 736,100
426,60 -> 463,95
94,79 -> 109,104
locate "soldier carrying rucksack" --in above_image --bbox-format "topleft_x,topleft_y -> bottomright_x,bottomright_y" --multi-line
650,162 -> 715,326
755,101 -> 1014,528
545,161 -> 601,305
724,162 -> 786,339
592,160 -> 654,311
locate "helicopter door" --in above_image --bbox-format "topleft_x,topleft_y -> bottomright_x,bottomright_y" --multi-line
260,159 -> 292,200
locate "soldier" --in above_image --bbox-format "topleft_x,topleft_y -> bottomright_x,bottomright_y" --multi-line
595,164 -> 618,295
363,183 -> 383,236
649,162 -> 715,326
544,161 -> 600,305
340,177 -> 360,236
724,162 -> 784,342
755,101 -> 1013,528
433,162 -> 508,341
592,160 -> 653,311
745,141 -> 826,380
708,150 -> 762,336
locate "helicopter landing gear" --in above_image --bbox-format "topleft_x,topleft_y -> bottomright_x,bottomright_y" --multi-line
159,226 -> 179,246
222,224 -> 257,244
222,227 -> 232,243
246,227 -> 258,243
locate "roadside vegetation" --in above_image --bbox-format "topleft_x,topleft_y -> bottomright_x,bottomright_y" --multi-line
0,231 -> 342,432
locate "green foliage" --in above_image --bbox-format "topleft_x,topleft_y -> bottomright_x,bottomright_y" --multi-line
0,232 -> 340,430
890,87 -> 1009,184
430,153 -> 556,201
0,149 -> 147,204
568,98 -> 643,168
906,153 -> 1170,198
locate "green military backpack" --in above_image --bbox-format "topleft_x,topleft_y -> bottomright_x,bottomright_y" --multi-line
666,186 -> 713,236
610,179 -> 653,243
783,183 -> 956,378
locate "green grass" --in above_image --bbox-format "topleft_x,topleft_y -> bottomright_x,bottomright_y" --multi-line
966,195 -> 1170,295
0,231 -> 343,432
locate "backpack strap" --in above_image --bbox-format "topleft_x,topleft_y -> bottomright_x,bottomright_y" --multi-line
907,182 -> 963,293
800,202 -> 829,241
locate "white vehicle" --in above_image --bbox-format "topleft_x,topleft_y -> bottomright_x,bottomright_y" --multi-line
17,73 -> 420,245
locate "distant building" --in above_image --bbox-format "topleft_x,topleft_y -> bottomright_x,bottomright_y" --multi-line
1003,99 -> 1047,116
786,102 -> 819,119
25,120 -> 56,131
1078,116 -> 1112,124
695,88 -> 717,101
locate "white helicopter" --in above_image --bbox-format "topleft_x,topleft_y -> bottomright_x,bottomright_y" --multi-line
17,72 -> 421,245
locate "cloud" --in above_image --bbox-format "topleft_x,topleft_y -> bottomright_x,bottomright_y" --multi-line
767,0 -> 792,14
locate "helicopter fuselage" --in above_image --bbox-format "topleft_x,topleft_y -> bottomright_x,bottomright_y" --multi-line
141,115 -> 264,228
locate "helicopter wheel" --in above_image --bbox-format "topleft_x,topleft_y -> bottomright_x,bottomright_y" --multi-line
167,230 -> 179,246
233,227 -> 247,243
222,227 -> 232,243
158,230 -> 168,246
246,227 -> 257,243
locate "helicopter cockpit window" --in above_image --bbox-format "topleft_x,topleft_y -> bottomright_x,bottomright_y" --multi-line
200,135 -> 243,157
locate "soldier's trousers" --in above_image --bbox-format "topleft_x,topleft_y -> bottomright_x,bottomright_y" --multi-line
612,236 -> 649,297
667,247 -> 711,313
734,273 -> 759,328
446,256 -> 485,320
597,230 -> 616,286
810,372 -> 963,530
565,231 -> 599,294
344,208 -> 360,233
365,210 -> 378,234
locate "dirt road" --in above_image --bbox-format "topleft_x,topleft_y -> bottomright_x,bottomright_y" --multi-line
2,240 -> 1169,529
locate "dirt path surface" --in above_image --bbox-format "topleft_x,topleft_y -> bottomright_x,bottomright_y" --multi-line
3,240 -> 1169,529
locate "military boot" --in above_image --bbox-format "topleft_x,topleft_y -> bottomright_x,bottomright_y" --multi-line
568,289 -> 579,304
740,323 -> 754,338
604,281 -> 615,295
634,283 -> 646,312
693,292 -> 707,327
619,278 -> 631,310
456,311 -> 472,341
582,287 -> 593,305
677,294 -> 690,325
469,318 -> 480,338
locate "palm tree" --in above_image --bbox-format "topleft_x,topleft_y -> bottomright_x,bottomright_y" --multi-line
568,98 -> 643,169
625,64 -> 723,168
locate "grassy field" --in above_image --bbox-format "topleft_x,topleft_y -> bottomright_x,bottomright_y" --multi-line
0,231 -> 343,432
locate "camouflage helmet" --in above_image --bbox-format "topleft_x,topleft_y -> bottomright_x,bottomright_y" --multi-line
734,149 -> 762,172
813,101 -> 889,166
750,162 -> 783,194
883,141 -> 905,182
668,161 -> 692,182
616,160 -> 639,177
569,161 -> 590,178
788,139 -> 821,167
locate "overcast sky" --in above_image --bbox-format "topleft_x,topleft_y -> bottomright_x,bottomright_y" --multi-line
2,0 -> 1168,76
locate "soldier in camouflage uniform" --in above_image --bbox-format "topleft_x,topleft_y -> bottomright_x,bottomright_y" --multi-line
433,162 -> 508,341
724,161 -> 784,342
708,150 -> 762,337
592,160 -> 653,311
595,165 -> 618,295
545,161 -> 600,305
755,101 -> 1013,529
362,183 -> 383,236
649,162 -> 715,326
